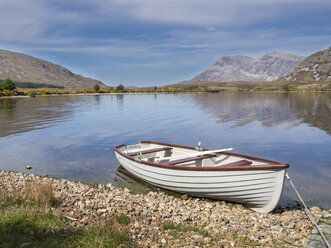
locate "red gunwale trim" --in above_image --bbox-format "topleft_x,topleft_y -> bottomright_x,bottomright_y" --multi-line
115,144 -> 126,149
114,141 -> 289,171
217,159 -> 253,167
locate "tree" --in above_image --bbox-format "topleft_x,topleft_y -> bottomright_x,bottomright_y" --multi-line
1,78 -> 16,90
116,84 -> 124,91
93,83 -> 100,92
282,84 -> 290,91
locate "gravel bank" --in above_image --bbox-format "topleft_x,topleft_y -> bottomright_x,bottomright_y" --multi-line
0,170 -> 326,247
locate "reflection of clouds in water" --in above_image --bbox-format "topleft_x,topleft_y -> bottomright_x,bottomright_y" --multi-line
196,93 -> 297,128
194,93 -> 331,134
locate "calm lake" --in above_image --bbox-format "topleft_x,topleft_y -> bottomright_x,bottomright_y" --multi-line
0,92 -> 330,209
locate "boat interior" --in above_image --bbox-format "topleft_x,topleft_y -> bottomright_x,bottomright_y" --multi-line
119,142 -> 270,167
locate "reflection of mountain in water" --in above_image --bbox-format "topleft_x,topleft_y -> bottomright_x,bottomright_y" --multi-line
194,93 -> 331,135
0,96 -> 90,138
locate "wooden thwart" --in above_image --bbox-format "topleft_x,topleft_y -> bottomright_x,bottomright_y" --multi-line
128,147 -> 172,157
161,154 -> 215,166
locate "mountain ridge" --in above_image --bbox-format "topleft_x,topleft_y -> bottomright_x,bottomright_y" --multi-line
280,46 -> 331,84
187,51 -> 304,83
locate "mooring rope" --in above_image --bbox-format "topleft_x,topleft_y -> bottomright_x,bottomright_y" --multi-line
285,173 -> 330,248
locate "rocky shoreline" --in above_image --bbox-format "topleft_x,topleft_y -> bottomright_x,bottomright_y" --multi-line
0,170 -> 326,247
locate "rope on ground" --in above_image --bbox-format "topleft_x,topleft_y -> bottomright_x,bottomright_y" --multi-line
285,173 -> 330,248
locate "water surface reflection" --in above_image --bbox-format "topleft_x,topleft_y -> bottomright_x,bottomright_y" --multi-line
193,92 -> 331,134
0,93 -> 330,208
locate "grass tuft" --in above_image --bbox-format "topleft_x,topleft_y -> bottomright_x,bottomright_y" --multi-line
23,181 -> 58,209
162,222 -> 177,230
162,221 -> 209,237
115,213 -> 130,225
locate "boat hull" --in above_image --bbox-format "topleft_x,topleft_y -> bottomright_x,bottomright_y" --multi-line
114,150 -> 287,213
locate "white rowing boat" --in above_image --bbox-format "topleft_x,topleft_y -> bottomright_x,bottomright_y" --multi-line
114,141 -> 289,213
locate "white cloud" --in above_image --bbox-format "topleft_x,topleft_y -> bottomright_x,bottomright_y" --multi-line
0,0 -> 47,40
94,0 -> 331,27
0,0 -> 85,42
206,26 -> 216,32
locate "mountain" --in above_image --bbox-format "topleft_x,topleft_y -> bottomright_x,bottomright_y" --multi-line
0,49 -> 105,89
281,47 -> 331,84
188,52 -> 304,83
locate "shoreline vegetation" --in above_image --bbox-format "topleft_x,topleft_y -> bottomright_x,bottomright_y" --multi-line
1,78 -> 331,97
0,171 -> 135,248
0,170 -> 327,247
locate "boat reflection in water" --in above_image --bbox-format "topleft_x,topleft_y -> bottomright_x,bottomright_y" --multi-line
113,165 -> 155,194
113,165 -> 182,198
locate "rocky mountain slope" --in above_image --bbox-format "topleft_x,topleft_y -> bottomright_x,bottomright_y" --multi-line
0,49 -> 104,89
281,46 -> 331,84
188,52 -> 304,83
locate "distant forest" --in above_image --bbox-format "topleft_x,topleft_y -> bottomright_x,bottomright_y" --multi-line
1,81 -> 65,89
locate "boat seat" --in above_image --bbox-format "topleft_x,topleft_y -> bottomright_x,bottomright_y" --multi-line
161,154 -> 215,166
217,159 -> 252,167
128,147 -> 173,157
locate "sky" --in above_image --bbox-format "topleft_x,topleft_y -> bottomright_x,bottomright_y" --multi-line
0,0 -> 330,86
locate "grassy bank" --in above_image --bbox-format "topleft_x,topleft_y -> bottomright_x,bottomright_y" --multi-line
0,181 -> 135,248
0,88 -> 198,97
2,87 -> 331,98
1,83 -> 331,97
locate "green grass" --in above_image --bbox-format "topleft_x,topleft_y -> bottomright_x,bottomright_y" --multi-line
0,189 -> 135,248
162,222 -> 177,230
162,222 -> 209,237
115,213 -> 130,225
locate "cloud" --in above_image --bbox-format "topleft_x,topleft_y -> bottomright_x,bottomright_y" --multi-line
0,0 -> 85,42
206,27 -> 216,32
0,0 -> 47,40
94,0 -> 331,27
0,0 -> 330,85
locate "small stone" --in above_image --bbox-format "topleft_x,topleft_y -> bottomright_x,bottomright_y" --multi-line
21,243 -> 32,247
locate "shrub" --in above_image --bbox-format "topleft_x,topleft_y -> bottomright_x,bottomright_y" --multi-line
282,84 -> 290,91
116,84 -> 124,91
93,83 -> 100,92
1,78 -> 16,90
38,89 -> 50,94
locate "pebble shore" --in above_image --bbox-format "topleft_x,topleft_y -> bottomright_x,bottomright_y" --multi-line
0,170 -> 326,247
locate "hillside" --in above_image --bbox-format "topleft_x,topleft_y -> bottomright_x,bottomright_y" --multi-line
187,52 -> 304,83
280,47 -> 331,85
0,49 -> 105,90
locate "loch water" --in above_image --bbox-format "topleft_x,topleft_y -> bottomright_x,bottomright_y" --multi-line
0,92 -> 330,209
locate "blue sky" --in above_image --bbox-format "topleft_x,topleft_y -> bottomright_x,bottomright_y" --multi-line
0,0 -> 330,86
